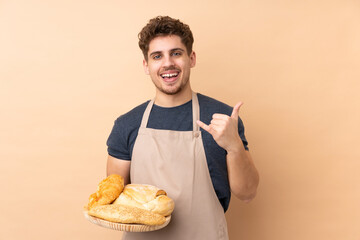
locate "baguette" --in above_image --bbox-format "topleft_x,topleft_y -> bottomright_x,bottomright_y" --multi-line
88,204 -> 166,225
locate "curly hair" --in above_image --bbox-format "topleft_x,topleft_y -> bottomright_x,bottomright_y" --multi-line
138,16 -> 194,61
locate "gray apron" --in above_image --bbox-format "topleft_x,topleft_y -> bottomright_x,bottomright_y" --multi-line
122,92 -> 229,240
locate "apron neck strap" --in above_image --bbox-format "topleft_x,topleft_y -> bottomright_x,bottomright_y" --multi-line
192,91 -> 200,132
140,92 -> 200,131
140,99 -> 154,129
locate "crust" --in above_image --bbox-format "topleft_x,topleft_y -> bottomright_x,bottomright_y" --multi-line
88,204 -> 166,225
113,184 -> 174,216
86,174 -> 124,210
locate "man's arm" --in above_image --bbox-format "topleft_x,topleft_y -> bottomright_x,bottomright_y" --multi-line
226,140 -> 259,202
106,155 -> 131,185
197,101 -> 259,202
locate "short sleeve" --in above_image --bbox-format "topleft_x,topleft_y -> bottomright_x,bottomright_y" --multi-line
238,116 -> 249,151
106,117 -> 131,160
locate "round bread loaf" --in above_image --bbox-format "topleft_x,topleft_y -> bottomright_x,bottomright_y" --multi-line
113,184 -> 174,216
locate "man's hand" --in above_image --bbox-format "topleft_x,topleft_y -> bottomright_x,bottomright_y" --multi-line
197,101 -> 259,202
196,102 -> 244,153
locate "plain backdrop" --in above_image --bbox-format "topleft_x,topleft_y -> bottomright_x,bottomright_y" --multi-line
1,0 -> 359,239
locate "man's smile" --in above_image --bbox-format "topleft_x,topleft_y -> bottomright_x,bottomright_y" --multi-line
160,71 -> 180,83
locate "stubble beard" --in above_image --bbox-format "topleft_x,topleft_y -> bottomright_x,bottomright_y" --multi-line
153,75 -> 190,96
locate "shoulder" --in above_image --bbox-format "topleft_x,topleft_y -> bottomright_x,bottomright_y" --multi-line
114,101 -> 150,128
107,101 -> 150,160
197,93 -> 233,117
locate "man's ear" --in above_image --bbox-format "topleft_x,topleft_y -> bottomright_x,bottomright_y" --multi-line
143,59 -> 150,75
190,51 -> 196,68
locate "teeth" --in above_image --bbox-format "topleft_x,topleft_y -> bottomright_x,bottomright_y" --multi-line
161,73 -> 178,78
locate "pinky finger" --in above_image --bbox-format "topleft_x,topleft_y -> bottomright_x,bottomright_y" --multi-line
196,120 -> 211,133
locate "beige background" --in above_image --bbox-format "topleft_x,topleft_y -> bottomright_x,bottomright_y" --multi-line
1,0 -> 359,239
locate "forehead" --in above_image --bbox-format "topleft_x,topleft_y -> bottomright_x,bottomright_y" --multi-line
148,35 -> 186,54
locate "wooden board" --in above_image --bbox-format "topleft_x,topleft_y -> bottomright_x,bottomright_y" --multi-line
83,211 -> 171,232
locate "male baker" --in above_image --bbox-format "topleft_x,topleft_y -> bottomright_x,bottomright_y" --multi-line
106,16 -> 259,240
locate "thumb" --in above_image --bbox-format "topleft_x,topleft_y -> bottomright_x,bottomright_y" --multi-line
231,101 -> 243,119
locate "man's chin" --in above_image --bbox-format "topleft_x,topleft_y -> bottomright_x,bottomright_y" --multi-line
154,78 -> 189,96
158,86 -> 182,95
160,89 -> 181,95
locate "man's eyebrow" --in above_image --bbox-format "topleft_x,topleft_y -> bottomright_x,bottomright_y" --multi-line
149,51 -> 162,57
170,48 -> 185,52
149,48 -> 185,57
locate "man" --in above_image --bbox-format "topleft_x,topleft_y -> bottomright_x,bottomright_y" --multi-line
106,16 -> 259,240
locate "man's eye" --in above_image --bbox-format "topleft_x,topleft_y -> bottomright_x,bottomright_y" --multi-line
172,52 -> 181,56
153,55 -> 161,59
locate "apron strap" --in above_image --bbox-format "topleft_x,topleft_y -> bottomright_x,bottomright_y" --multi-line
140,92 -> 200,132
140,99 -> 154,129
192,92 -> 200,132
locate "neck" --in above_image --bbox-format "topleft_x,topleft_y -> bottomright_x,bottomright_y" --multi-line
154,85 -> 193,107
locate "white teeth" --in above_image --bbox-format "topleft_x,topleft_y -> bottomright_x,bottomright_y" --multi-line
161,73 -> 178,78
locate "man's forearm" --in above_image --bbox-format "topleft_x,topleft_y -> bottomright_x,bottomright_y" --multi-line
226,142 -> 259,202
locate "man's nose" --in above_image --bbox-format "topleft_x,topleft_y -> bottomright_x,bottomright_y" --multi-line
163,54 -> 175,67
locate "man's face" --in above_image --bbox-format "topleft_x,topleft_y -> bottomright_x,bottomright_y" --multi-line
143,35 -> 196,95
